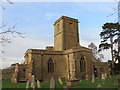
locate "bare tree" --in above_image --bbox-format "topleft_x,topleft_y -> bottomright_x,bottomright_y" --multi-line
88,43 -> 104,62
0,0 -> 25,53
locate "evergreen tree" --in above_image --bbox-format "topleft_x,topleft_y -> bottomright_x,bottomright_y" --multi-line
99,22 -> 120,73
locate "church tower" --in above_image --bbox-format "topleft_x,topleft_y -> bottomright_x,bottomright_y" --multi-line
54,16 -> 80,51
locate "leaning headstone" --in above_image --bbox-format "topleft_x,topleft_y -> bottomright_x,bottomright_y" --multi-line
58,78 -> 63,85
37,80 -> 41,88
26,80 -> 30,90
91,75 -> 95,83
86,74 -> 89,80
50,77 -> 56,88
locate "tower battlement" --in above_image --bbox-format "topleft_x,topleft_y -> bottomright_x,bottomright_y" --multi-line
54,16 -> 80,51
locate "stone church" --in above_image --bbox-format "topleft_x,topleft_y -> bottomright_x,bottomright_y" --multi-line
12,16 -> 110,83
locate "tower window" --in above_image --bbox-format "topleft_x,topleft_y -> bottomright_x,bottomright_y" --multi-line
69,22 -> 73,31
48,58 -> 54,73
23,69 -> 25,72
80,56 -> 86,72
69,22 -> 73,24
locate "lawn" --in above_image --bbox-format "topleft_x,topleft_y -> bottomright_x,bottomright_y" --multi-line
2,75 -> 119,89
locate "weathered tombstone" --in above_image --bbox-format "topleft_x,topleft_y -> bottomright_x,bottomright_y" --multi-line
33,82 -> 35,90
63,85 -> 69,90
50,77 -> 56,88
31,75 -> 35,89
67,81 -> 71,86
86,74 -> 89,80
97,84 -> 102,88
58,78 -> 63,85
26,80 -> 30,89
101,74 -> 105,80
31,80 -> 33,87
14,78 -> 17,83
105,73 -> 107,78
91,75 -> 95,83
67,79 -> 80,86
101,74 -> 105,85
37,80 -> 41,88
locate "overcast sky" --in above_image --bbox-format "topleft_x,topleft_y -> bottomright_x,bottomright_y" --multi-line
1,1 -> 118,69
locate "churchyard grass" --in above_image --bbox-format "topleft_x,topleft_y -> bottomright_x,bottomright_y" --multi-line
71,75 -> 118,88
2,79 -> 66,88
2,75 -> 118,88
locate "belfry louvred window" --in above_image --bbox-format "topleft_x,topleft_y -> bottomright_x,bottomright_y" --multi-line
48,58 -> 54,73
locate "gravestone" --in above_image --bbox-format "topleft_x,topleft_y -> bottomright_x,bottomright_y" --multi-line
63,85 -> 69,90
91,75 -> 95,83
86,74 -> 89,80
105,73 -> 107,78
50,77 -> 56,88
97,84 -> 102,88
58,78 -> 63,85
31,75 -> 35,88
67,79 -> 80,86
14,78 -> 17,83
101,74 -> 105,84
101,74 -> 105,80
26,80 -> 30,89
37,80 -> 41,88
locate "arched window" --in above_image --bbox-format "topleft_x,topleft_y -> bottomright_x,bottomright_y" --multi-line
48,58 -> 54,73
80,56 -> 86,72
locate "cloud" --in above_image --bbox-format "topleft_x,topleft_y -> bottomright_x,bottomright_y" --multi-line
1,36 -> 53,69
76,2 -> 116,13
80,28 -> 101,44
45,13 -> 61,17
2,36 -> 53,56
45,13 -> 62,20
1,57 -> 24,69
